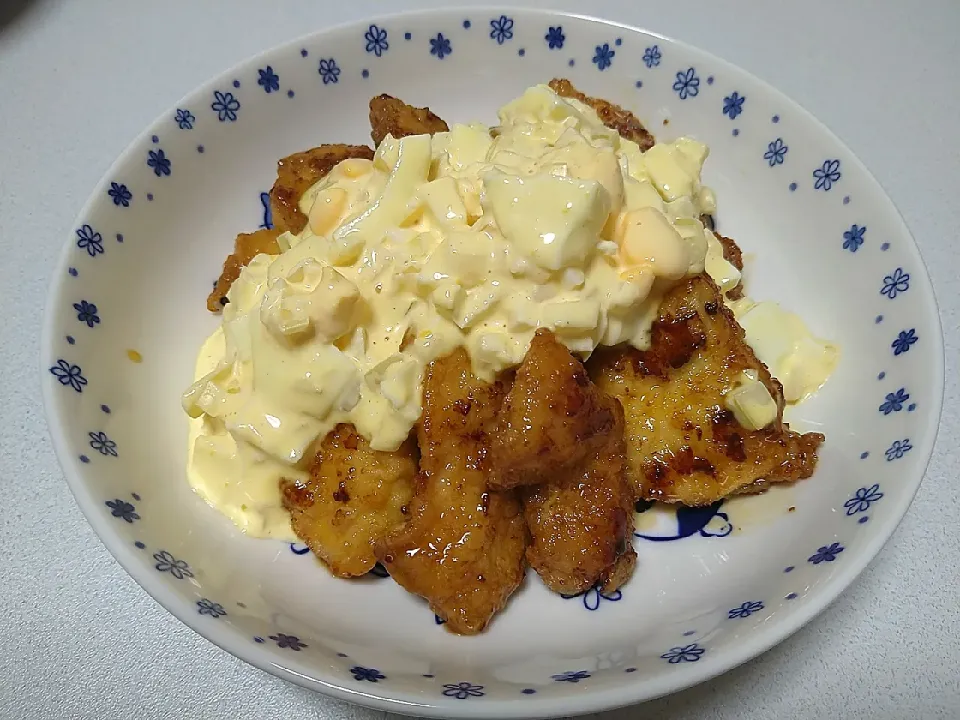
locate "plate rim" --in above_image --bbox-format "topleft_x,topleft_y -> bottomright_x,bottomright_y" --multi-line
40,6 -> 946,718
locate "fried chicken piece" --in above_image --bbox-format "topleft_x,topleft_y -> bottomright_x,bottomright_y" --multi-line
369,94 -> 449,146
588,274 -> 823,506
496,331 -> 635,595
206,227 -> 281,312
715,231 -> 745,300
549,78 -> 655,151
490,329 -> 618,490
269,144 -> 375,234
280,424 -> 417,578
375,350 -> 527,635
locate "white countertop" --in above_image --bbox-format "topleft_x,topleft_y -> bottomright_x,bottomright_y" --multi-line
2,0 -> 958,717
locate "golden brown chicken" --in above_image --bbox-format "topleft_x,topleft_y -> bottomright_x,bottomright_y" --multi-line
206,227 -> 281,312
548,78 -> 656,152
368,94 -> 449,146
280,424 -> 418,578
375,349 -> 528,635
588,274 -> 823,506
492,330 -> 635,595
268,144 -> 375,235
489,330 -> 619,490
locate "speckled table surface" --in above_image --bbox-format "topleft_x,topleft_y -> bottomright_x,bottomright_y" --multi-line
2,0 -> 958,718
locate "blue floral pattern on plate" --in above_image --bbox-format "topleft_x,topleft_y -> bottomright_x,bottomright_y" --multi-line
881,268 -> 910,299
593,42 -> 615,70
75,224 -> 104,257
211,90 -> 240,121
73,301 -> 100,327
442,682 -> 484,699
318,58 -> 341,84
844,484 -> 883,515
673,68 -> 700,99
364,24 -> 389,57
643,45 -> 661,68
661,644 -> 705,663
174,108 -> 194,129
351,666 -> 386,682
764,138 -> 788,166
489,15 -> 514,45
258,66 -> 280,93
105,498 -> 139,523
197,599 -> 227,617
42,11 -> 941,712
722,92 -> 745,119
813,159 -> 841,190
879,388 -> 910,415
843,224 -> 866,252
808,542 -> 844,564
892,329 -> 918,355
545,26 -> 565,49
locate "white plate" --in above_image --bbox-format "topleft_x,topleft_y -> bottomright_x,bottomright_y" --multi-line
41,9 -> 943,718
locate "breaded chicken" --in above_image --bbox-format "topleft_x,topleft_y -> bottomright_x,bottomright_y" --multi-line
549,78 -> 655,152
369,94 -> 449,146
375,349 -> 528,635
280,424 -> 417,578
206,227 -> 281,312
497,331 -> 635,595
269,144 -> 375,234
490,329 -> 618,490
715,231 -> 745,300
588,274 -> 823,506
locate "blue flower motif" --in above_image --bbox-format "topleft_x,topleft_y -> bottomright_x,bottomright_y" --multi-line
147,149 -> 171,177
174,108 -> 195,129
430,33 -> 452,59
350,665 -> 386,682
88,431 -> 118,457
73,300 -> 100,327
105,499 -> 139,523
269,633 -> 307,651
257,66 -> 280,93
364,24 -> 389,57
728,600 -> 764,619
76,224 -> 104,257
843,224 -> 866,252
318,58 -> 341,84
885,438 -> 913,461
808,542 -> 844,564
661,643 -> 705,663
153,550 -> 194,579
289,542 -> 310,555
552,670 -> 591,683
593,43 -> 615,71
813,159 -> 841,191
489,15 -> 514,44
722,92 -> 745,119
545,26 -> 565,49
879,387 -> 910,415
844,484 -> 883,515
643,45 -> 662,68
107,182 -> 132,207
763,138 -> 788,166
673,68 -> 700,99
259,191 -> 273,229
49,359 -> 87,392
881,267 -> 910,299
562,582 -> 621,610
442,682 -> 484,699
197,599 -> 227,617
892,329 -> 918,356
211,90 -> 240,121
